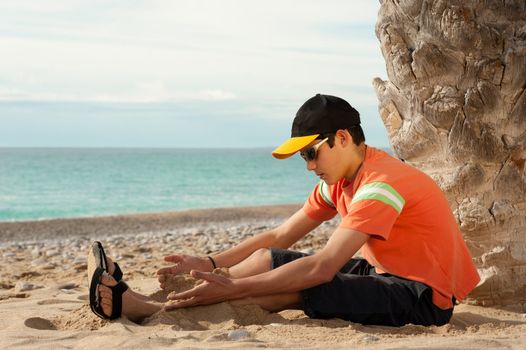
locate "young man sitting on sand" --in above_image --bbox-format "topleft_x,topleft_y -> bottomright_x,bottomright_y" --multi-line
88,94 -> 480,326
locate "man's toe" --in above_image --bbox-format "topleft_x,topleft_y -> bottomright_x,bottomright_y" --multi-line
98,283 -> 114,317
101,300 -> 112,316
99,289 -> 112,299
106,256 -> 116,275
100,273 -> 117,287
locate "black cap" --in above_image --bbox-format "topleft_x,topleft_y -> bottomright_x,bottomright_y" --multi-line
291,94 -> 360,137
272,94 -> 361,159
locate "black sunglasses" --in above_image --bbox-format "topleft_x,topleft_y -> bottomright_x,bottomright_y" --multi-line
300,137 -> 329,162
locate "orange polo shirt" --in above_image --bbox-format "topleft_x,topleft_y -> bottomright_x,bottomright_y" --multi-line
303,146 -> 480,309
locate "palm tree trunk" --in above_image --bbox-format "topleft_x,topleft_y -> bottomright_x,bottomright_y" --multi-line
374,0 -> 526,306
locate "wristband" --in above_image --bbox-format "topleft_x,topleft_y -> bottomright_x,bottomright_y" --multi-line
207,256 -> 217,270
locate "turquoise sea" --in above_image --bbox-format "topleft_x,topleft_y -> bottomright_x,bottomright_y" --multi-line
0,148 -> 319,222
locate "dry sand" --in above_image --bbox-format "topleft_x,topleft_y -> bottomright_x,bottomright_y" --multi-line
0,204 -> 525,349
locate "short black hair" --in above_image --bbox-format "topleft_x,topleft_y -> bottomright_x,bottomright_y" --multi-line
319,125 -> 365,147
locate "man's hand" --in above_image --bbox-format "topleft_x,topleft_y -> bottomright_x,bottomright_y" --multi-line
164,270 -> 240,310
157,254 -> 214,289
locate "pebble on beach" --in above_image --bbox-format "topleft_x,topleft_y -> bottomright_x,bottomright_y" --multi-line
15,281 -> 43,293
57,282 -> 78,290
363,335 -> 380,342
227,329 -> 251,341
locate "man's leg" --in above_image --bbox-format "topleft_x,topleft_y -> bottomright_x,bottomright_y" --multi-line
299,272 -> 454,326
100,247 -> 293,320
231,293 -> 302,312
97,274 -> 163,322
227,248 -> 306,312
105,256 -> 151,302
97,249 -> 302,322
228,248 -> 273,278
96,255 -> 165,322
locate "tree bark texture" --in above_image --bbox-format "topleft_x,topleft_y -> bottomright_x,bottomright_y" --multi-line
374,0 -> 526,306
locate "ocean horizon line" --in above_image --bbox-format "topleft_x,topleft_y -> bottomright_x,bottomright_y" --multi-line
1,145 -> 278,150
0,144 -> 392,150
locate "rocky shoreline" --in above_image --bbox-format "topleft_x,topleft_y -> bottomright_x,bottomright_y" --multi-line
0,204 -> 304,243
0,204 -> 337,293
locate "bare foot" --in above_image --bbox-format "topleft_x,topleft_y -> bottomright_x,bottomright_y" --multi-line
105,256 -> 150,302
98,274 -> 163,323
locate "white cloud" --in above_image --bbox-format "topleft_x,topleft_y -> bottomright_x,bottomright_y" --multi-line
0,87 -> 237,104
195,90 -> 236,101
0,1 -> 389,146
0,0 -> 384,104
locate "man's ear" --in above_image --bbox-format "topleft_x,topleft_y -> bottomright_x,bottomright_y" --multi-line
335,129 -> 352,147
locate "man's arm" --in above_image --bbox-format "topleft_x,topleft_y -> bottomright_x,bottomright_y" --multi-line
213,209 -> 322,268
166,226 -> 369,307
235,227 -> 369,296
158,209 -> 321,276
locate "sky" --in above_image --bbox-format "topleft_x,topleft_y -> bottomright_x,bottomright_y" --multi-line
0,0 -> 389,148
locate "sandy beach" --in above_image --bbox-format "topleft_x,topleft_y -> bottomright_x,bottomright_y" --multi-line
1,204 -> 525,349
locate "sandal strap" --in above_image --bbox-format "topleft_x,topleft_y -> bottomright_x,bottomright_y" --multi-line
112,262 -> 123,282
97,241 -> 123,282
94,241 -> 108,271
109,281 -> 129,320
89,266 -> 106,319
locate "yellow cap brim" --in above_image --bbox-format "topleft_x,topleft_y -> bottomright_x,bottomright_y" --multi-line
271,134 -> 320,159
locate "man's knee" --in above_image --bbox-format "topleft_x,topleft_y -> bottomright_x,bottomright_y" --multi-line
252,247 -> 271,259
249,248 -> 272,266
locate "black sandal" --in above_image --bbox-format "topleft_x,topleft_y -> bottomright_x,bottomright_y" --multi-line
88,241 -> 129,320
93,240 -> 124,282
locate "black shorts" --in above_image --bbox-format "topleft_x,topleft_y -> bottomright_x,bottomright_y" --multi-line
270,248 -> 454,327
